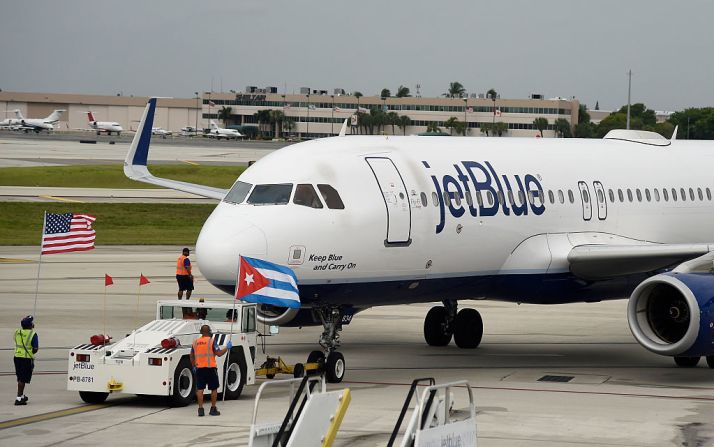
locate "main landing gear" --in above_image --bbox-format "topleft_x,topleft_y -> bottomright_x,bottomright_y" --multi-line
424,300 -> 483,349
309,306 -> 346,384
673,356 -> 714,368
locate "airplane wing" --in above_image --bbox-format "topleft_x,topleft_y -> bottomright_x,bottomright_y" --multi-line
123,98 -> 227,200
568,243 -> 714,280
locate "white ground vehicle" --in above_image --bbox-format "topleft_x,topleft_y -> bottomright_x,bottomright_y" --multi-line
67,300 -> 257,406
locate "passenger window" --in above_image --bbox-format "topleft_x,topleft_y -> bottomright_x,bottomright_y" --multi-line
680,188 -> 686,202
486,191 -> 494,206
707,188 -> 712,200
663,188 -> 669,201
689,188 -> 695,201
294,184 -> 324,208
608,189 -> 615,203
558,190 -> 564,204
465,191 -> 473,207
432,191 -> 439,207
597,189 -> 604,203
507,191 -> 515,206
568,190 -> 574,203
636,189 -> 642,202
248,184 -> 293,205
697,188 -> 703,201
548,190 -> 555,204
618,189 -> 624,202
672,188 -> 678,201
518,190 -> 525,204
627,189 -> 633,202
497,191 -> 505,206
443,191 -> 450,205
420,192 -> 428,207
317,184 -> 345,209
645,189 -> 651,202
454,192 -> 462,207
654,188 -> 660,201
475,190 -> 483,207
223,180 -> 252,204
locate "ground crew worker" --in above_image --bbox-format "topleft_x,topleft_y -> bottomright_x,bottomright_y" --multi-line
190,324 -> 232,417
14,315 -> 38,406
176,247 -> 194,300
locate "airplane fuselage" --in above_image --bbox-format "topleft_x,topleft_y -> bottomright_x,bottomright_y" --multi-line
196,136 -> 714,308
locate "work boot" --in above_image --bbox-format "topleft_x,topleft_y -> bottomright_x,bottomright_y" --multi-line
21,395 -> 28,403
14,399 -> 26,406
197,407 -> 204,417
209,406 -> 220,416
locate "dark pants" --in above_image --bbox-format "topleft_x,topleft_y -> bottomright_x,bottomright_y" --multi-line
14,357 -> 34,384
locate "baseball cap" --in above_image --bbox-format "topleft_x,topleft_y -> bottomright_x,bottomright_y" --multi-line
21,315 -> 34,329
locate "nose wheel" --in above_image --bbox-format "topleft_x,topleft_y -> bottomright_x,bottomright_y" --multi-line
315,306 -> 347,383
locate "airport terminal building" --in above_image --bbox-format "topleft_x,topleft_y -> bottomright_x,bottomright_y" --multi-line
0,89 -> 580,138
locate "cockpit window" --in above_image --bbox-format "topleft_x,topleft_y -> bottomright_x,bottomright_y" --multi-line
293,184 -> 323,209
247,184 -> 293,205
317,184 -> 345,209
223,180 -> 252,204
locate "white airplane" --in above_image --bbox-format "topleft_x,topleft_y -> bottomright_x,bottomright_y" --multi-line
0,109 -> 65,132
207,120 -> 243,140
85,111 -> 123,135
125,98 -> 714,382
151,127 -> 172,138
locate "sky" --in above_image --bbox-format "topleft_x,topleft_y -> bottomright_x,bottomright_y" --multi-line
1,0 -> 713,112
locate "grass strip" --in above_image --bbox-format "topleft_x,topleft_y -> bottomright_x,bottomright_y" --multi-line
0,165 -> 245,189
0,203 -> 215,245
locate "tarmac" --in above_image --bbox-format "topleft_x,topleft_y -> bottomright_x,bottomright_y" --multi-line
1,246 -> 714,446
1,135 -> 714,446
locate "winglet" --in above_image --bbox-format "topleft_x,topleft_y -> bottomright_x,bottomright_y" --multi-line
671,125 -> 678,142
338,118 -> 349,137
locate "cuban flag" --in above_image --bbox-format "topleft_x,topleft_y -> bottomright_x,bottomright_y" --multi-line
235,256 -> 300,309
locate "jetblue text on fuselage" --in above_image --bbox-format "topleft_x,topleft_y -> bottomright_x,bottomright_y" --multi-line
423,160 -> 546,234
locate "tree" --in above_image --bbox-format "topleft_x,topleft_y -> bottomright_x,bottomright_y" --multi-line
554,118 -> 572,138
269,109 -> 286,139
353,91 -> 363,111
444,82 -> 465,98
426,122 -> 441,133
668,107 -> 714,139
574,104 -> 595,138
397,115 -> 411,135
380,88 -> 391,98
282,117 -> 296,137
253,109 -> 272,137
486,89 -> 497,101
594,103 -> 658,138
396,85 -> 411,97
218,106 -> 233,127
370,108 -> 386,134
444,117 -> 459,135
480,123 -> 492,137
493,122 -> 508,137
533,117 -> 548,137
386,111 -> 400,134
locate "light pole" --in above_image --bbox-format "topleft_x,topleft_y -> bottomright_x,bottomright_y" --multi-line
463,98 -> 468,136
194,92 -> 199,136
626,69 -> 632,130
331,94 -> 335,135
306,93 -> 310,140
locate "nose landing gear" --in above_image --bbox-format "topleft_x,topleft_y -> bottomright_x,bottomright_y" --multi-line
312,306 -> 347,383
424,300 -> 483,349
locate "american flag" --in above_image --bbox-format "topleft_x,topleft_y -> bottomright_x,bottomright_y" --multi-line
41,213 -> 96,255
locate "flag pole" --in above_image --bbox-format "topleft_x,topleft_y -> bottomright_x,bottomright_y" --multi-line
134,275 -> 142,349
222,257 -> 240,402
103,280 -> 108,339
33,211 -> 47,317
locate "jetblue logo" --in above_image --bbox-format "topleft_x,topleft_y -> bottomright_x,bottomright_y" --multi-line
423,160 -> 546,234
73,363 -> 94,371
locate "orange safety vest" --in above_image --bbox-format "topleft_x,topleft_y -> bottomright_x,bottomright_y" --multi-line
176,255 -> 190,275
192,336 -> 216,368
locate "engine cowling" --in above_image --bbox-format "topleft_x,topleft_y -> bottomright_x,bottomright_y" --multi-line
628,272 -> 714,357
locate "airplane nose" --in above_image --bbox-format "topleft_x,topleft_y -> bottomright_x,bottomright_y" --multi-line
195,204 -> 267,293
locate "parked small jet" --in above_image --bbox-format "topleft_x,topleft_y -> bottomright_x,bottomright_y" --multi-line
0,109 -> 65,132
85,111 -> 123,135
206,120 -> 243,140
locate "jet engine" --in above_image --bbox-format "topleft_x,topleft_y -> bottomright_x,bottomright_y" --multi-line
256,304 -> 361,327
628,272 -> 714,357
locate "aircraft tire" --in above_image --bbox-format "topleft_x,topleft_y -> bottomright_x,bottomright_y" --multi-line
673,356 -> 700,367
454,308 -> 483,349
325,351 -> 345,383
79,391 -> 108,404
706,356 -> 714,368
424,306 -> 453,346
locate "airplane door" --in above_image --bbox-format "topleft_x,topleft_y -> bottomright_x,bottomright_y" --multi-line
577,181 -> 592,221
365,157 -> 412,245
593,181 -> 607,220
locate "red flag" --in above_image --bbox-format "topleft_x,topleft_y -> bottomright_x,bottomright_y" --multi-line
139,274 -> 150,286
105,274 -> 113,286
235,256 -> 270,300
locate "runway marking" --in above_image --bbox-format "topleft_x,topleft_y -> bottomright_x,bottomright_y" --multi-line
180,160 -> 199,165
0,403 -> 110,430
0,257 -> 34,263
39,195 -> 84,203
344,380 -> 714,402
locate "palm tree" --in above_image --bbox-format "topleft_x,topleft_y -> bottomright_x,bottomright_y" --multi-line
356,112 -> 372,135
253,109 -> 272,137
426,122 -> 441,133
386,111 -> 400,134
480,123 -> 492,137
397,115 -> 411,135
380,88 -> 391,98
269,110 -> 286,139
444,117 -> 459,135
282,117 -> 296,137
493,122 -> 508,137
554,118 -> 572,138
396,85 -> 411,97
353,91 -> 363,111
486,89 -> 497,101
370,108 -> 386,134
533,117 -> 548,137
218,106 -> 233,127
444,82 -> 465,98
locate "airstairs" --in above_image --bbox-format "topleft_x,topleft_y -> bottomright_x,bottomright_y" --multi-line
388,378 -> 478,447
248,375 -> 351,447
